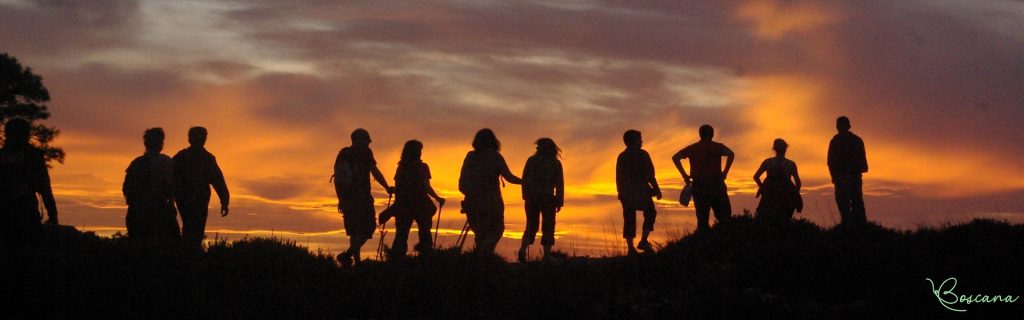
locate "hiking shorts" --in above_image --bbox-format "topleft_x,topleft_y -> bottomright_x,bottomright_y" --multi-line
341,194 -> 376,239
620,197 -> 656,239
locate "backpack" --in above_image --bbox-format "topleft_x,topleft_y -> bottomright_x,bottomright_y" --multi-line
331,149 -> 354,202
458,151 -> 488,196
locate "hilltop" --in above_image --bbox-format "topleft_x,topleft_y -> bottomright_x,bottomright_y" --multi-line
2,216 -> 1021,318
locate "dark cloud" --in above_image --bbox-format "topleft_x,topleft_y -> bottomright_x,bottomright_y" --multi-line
817,0 -> 1024,159
0,0 -> 140,56
5,0 -> 1023,234
238,176 -> 320,201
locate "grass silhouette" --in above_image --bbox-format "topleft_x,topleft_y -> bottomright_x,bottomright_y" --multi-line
2,216 -> 1021,318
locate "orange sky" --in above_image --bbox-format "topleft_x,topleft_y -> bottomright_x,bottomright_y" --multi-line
4,0 -> 1023,258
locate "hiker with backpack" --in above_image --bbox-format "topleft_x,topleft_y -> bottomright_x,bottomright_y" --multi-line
753,139 -> 802,222
517,138 -> 564,262
384,140 -> 445,256
123,128 -> 180,242
334,128 -> 395,266
616,130 -> 662,255
458,129 -> 522,255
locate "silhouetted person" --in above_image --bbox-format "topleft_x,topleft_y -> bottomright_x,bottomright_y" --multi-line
672,124 -> 734,232
173,127 -> 230,250
388,140 -> 445,256
753,139 -> 802,222
828,116 -> 868,225
334,129 -> 394,266
616,130 -> 662,255
0,118 -> 58,243
518,138 -> 564,262
459,129 -> 522,255
123,128 -> 180,242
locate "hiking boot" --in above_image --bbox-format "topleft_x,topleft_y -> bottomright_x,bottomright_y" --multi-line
517,248 -> 528,263
336,251 -> 354,267
637,240 -> 653,252
413,242 -> 432,253
627,247 -> 638,256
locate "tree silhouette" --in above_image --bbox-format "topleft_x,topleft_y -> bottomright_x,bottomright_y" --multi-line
1,52 -> 64,165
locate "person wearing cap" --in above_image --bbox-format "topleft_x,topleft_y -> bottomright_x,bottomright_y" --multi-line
123,127 -> 180,242
173,126 -> 230,250
334,128 -> 394,266
0,118 -> 59,243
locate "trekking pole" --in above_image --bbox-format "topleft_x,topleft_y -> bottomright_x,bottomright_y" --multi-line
456,220 -> 470,250
376,222 -> 389,260
376,193 -> 393,261
433,201 -> 444,248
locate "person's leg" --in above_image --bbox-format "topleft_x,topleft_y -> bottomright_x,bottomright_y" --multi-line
784,208 -> 795,221
414,211 -> 433,252
345,234 -> 369,264
851,175 -> 866,224
340,198 -> 375,265
486,206 -> 505,254
711,181 -> 732,226
159,202 -> 182,243
476,215 -> 502,255
833,176 -> 853,225
638,199 -> 656,252
474,198 -> 505,255
520,197 -> 541,262
540,195 -> 556,258
392,214 -> 413,256
693,181 -> 712,232
621,200 -> 638,255
125,207 -> 142,241
694,202 -> 711,232
178,200 -> 208,250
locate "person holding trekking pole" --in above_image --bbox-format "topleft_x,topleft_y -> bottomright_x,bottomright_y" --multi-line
385,140 -> 445,256
333,128 -> 394,267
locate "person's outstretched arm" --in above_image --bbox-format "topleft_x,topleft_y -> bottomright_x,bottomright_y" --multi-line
368,150 -> 393,194
671,149 -> 691,183
371,164 -> 394,194
210,156 -> 230,217
426,182 -> 444,206
521,157 -> 534,201
722,145 -> 735,181
498,154 -> 523,185
423,164 -> 444,206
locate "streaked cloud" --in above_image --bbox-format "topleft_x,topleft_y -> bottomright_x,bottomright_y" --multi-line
3,0 -> 1023,256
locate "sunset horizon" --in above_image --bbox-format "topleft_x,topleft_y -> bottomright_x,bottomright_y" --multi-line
3,0 -> 1023,259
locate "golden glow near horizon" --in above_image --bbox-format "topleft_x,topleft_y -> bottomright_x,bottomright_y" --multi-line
7,0 -> 1024,258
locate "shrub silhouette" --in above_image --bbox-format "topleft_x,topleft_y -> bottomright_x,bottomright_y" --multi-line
2,217 -> 1021,318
